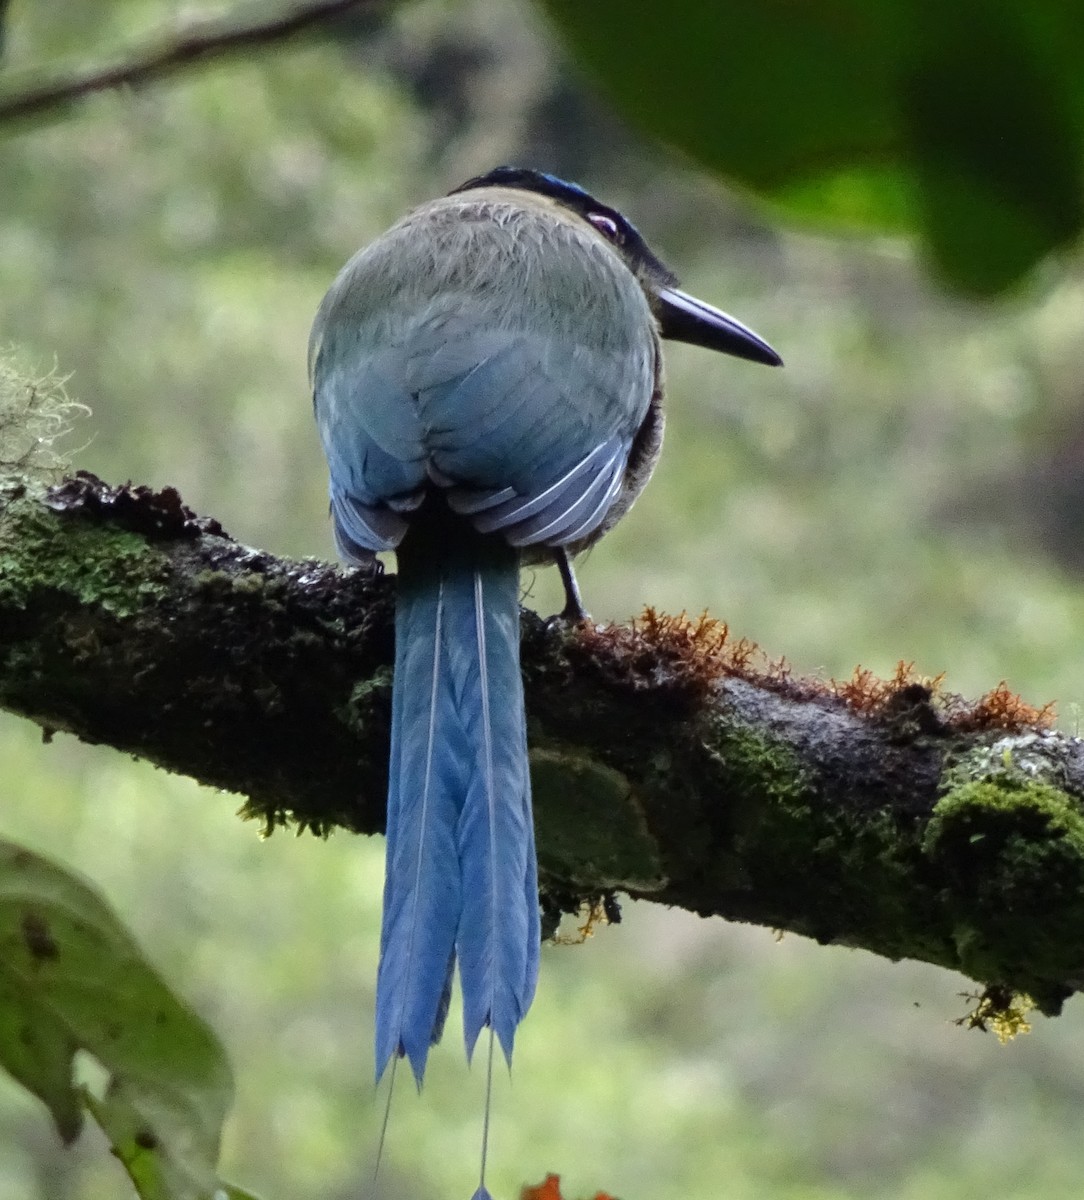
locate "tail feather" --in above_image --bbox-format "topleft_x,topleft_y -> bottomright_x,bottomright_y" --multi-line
376,532 -> 539,1084
375,578 -> 467,1083
454,564 -> 540,1062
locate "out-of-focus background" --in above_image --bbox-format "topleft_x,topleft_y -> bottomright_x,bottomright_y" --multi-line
4,2 -> 1084,1198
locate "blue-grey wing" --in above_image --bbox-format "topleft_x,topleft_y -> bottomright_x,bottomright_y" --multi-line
448,434 -> 627,547
413,329 -> 648,547
316,354 -> 428,556
312,305 -> 654,556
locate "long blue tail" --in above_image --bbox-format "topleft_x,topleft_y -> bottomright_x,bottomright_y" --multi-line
375,527 -> 540,1086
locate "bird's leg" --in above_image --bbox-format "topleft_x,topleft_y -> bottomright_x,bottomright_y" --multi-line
554,547 -> 590,623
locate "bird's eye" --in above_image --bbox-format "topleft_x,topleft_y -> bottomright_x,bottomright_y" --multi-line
587,212 -> 622,242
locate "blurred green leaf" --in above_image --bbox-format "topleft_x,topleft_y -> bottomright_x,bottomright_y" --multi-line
0,839 -> 240,1200
84,1088 -> 261,1200
541,0 -> 1084,293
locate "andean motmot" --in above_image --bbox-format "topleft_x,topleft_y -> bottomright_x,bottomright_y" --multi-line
309,166 -> 781,1197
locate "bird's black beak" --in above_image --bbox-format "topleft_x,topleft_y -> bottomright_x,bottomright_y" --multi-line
656,287 -> 782,367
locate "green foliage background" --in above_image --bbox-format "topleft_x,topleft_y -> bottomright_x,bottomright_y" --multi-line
4,1 -> 1084,1198
543,0 -> 1084,294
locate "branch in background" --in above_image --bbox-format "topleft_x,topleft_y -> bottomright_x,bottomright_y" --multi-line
2,472 -> 1084,1022
0,0 -> 378,128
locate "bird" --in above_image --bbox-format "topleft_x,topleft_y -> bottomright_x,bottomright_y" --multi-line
308,166 -> 781,1198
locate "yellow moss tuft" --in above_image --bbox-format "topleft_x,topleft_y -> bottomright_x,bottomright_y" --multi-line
551,897 -> 612,946
955,987 -> 1034,1043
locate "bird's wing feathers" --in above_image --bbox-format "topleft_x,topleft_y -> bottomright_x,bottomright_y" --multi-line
330,487 -> 407,558
460,436 -> 627,546
316,357 -> 427,557
313,311 -> 653,552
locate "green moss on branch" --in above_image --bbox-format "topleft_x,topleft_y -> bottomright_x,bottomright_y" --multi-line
3,472 -> 1084,1018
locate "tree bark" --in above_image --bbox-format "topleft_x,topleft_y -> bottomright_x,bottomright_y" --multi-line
2,471 -> 1083,1018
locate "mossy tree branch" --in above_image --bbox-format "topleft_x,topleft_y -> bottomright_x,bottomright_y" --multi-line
2,471 -> 1084,1019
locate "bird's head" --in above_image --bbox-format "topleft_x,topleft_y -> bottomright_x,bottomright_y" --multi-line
449,166 -> 782,368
